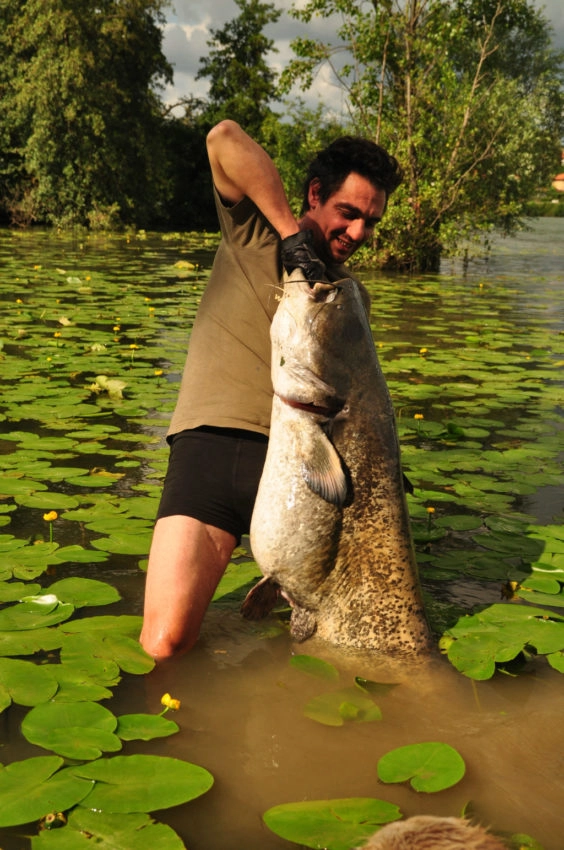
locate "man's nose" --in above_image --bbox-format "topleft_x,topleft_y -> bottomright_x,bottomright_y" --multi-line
347,219 -> 367,242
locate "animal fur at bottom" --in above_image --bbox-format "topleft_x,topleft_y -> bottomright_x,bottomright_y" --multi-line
357,816 -> 507,849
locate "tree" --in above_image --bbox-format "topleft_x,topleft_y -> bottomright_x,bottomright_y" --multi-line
196,0 -> 282,140
0,0 -> 172,228
279,0 -> 564,271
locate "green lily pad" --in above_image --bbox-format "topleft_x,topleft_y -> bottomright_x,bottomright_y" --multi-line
290,654 -> 340,680
377,741 -> 466,792
212,559 -> 263,602
354,677 -> 399,697
304,686 -> 382,726
546,651 -> 564,673
0,580 -> 41,602
52,545 -> 110,564
116,714 -> 179,741
59,630 -> 154,676
0,626 -> 64,657
61,614 -> 144,636
22,701 -> 122,760
0,477 -> 48,495
434,514 -> 483,531
446,604 -> 564,679
91,531 -> 152,555
47,577 -> 121,607
0,658 -> 58,709
71,755 -> 214,812
50,666 -> 115,703
31,810 -> 186,850
263,798 -> 402,850
0,756 -> 93,827
16,492 -> 81,509
0,596 -> 74,630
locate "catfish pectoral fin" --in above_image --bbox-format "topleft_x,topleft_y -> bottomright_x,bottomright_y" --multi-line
240,576 -> 281,620
301,430 -> 348,507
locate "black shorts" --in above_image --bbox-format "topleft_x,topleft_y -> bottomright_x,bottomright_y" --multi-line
156,426 -> 268,544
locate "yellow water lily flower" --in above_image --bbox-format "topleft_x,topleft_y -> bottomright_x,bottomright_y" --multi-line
161,693 -> 181,711
414,413 -> 424,420
43,511 -> 58,522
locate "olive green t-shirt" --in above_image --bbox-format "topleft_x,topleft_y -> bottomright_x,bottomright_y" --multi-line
167,189 -> 365,439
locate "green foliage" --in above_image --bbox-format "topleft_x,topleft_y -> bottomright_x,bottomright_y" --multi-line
32,810 -> 187,850
280,0 -> 564,271
289,653 -> 340,680
70,755 -> 214,814
377,742 -> 466,792
442,604 -> 564,679
0,757 -> 93,828
304,685 -> 383,726
0,0 -> 172,227
263,797 -> 402,850
261,103 -> 347,214
196,0 -> 282,140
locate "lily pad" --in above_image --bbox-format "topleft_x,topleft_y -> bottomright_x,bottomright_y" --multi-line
446,604 -> 564,679
212,559 -> 263,603
71,755 -> 214,812
116,714 -> 179,741
91,531 -> 153,555
22,701 -> 122,760
290,654 -> 340,681
47,577 -> 121,608
263,798 -> 402,850
0,658 -> 58,709
0,756 -> 93,827
377,741 -> 466,792
0,626 -> 64,657
304,686 -> 382,726
0,580 -> 41,602
32,810 -> 186,850
0,596 -> 74,630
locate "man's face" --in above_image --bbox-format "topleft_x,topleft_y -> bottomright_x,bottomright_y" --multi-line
306,173 -> 387,266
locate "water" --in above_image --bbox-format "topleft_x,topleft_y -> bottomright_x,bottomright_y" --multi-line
0,221 -> 563,849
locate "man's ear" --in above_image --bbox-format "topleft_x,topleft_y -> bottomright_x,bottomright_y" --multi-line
308,178 -> 322,209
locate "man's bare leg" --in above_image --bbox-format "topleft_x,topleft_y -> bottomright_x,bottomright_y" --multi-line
140,515 -> 236,660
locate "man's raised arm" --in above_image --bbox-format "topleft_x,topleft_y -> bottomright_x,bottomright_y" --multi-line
206,120 -> 299,240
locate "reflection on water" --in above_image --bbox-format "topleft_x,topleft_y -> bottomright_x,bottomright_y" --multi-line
0,220 -> 563,849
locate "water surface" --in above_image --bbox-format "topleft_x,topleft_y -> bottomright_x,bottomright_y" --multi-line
0,220 -> 563,849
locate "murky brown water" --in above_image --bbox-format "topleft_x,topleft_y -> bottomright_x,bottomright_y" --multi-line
127,600 -> 563,850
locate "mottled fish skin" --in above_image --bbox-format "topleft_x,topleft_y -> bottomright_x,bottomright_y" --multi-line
250,271 -> 432,654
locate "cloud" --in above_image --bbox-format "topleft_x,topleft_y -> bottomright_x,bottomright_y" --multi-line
160,0 -> 564,113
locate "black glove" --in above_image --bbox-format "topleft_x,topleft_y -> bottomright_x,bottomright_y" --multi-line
280,230 -> 326,282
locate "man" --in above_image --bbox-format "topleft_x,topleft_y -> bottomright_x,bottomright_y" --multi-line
140,119 -> 402,659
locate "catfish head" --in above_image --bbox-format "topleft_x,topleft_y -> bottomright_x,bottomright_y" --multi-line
272,272 -> 370,422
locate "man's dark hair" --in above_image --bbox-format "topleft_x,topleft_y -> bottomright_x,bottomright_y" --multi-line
301,136 -> 403,214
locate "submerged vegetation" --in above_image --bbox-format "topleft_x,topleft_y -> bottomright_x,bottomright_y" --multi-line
0,227 -> 563,847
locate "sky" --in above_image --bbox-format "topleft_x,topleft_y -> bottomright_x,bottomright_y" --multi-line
160,0 -> 564,116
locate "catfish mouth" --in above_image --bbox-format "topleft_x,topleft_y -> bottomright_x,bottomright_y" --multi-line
277,394 -> 345,418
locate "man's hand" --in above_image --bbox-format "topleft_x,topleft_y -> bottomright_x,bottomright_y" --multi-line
280,230 -> 326,282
